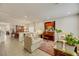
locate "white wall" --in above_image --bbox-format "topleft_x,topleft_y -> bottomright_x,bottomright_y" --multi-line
56,15 -> 79,36
0,22 -> 10,31
36,22 -> 44,34
0,22 -> 9,43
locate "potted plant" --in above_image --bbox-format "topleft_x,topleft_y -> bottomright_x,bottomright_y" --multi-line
64,33 -> 79,53
65,33 -> 79,46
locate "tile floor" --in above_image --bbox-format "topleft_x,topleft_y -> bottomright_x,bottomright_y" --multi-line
0,36 -> 50,56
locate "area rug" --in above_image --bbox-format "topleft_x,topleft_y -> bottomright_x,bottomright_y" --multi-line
39,40 -> 55,56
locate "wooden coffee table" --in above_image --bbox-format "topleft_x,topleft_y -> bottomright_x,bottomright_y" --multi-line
54,48 -> 77,56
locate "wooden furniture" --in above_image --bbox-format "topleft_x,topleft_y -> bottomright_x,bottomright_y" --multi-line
42,31 -> 54,41
16,25 -> 24,32
15,25 -> 24,39
54,48 -> 75,56
42,21 -> 55,41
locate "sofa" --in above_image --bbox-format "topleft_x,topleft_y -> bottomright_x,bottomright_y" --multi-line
24,32 -> 43,53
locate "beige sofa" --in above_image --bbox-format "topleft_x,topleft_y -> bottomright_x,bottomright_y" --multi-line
24,33 -> 43,53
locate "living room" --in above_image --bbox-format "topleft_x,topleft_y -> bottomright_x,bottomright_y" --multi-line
0,3 -> 79,56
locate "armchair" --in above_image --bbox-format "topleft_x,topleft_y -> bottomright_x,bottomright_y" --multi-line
24,33 -> 43,53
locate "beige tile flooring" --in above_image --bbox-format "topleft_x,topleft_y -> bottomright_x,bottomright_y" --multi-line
0,36 -> 50,56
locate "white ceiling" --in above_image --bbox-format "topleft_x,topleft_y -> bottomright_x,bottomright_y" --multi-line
0,3 -> 78,24
0,3 -> 57,19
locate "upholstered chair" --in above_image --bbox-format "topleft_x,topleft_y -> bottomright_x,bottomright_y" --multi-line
24,33 -> 43,53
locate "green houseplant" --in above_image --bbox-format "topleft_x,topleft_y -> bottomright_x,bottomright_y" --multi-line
64,33 -> 79,53
64,33 -> 79,46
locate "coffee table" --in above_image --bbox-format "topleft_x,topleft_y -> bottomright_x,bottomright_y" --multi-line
54,48 -> 77,56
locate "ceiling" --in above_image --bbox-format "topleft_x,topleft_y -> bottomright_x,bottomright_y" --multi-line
0,3 -> 57,19
0,3 -> 78,24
